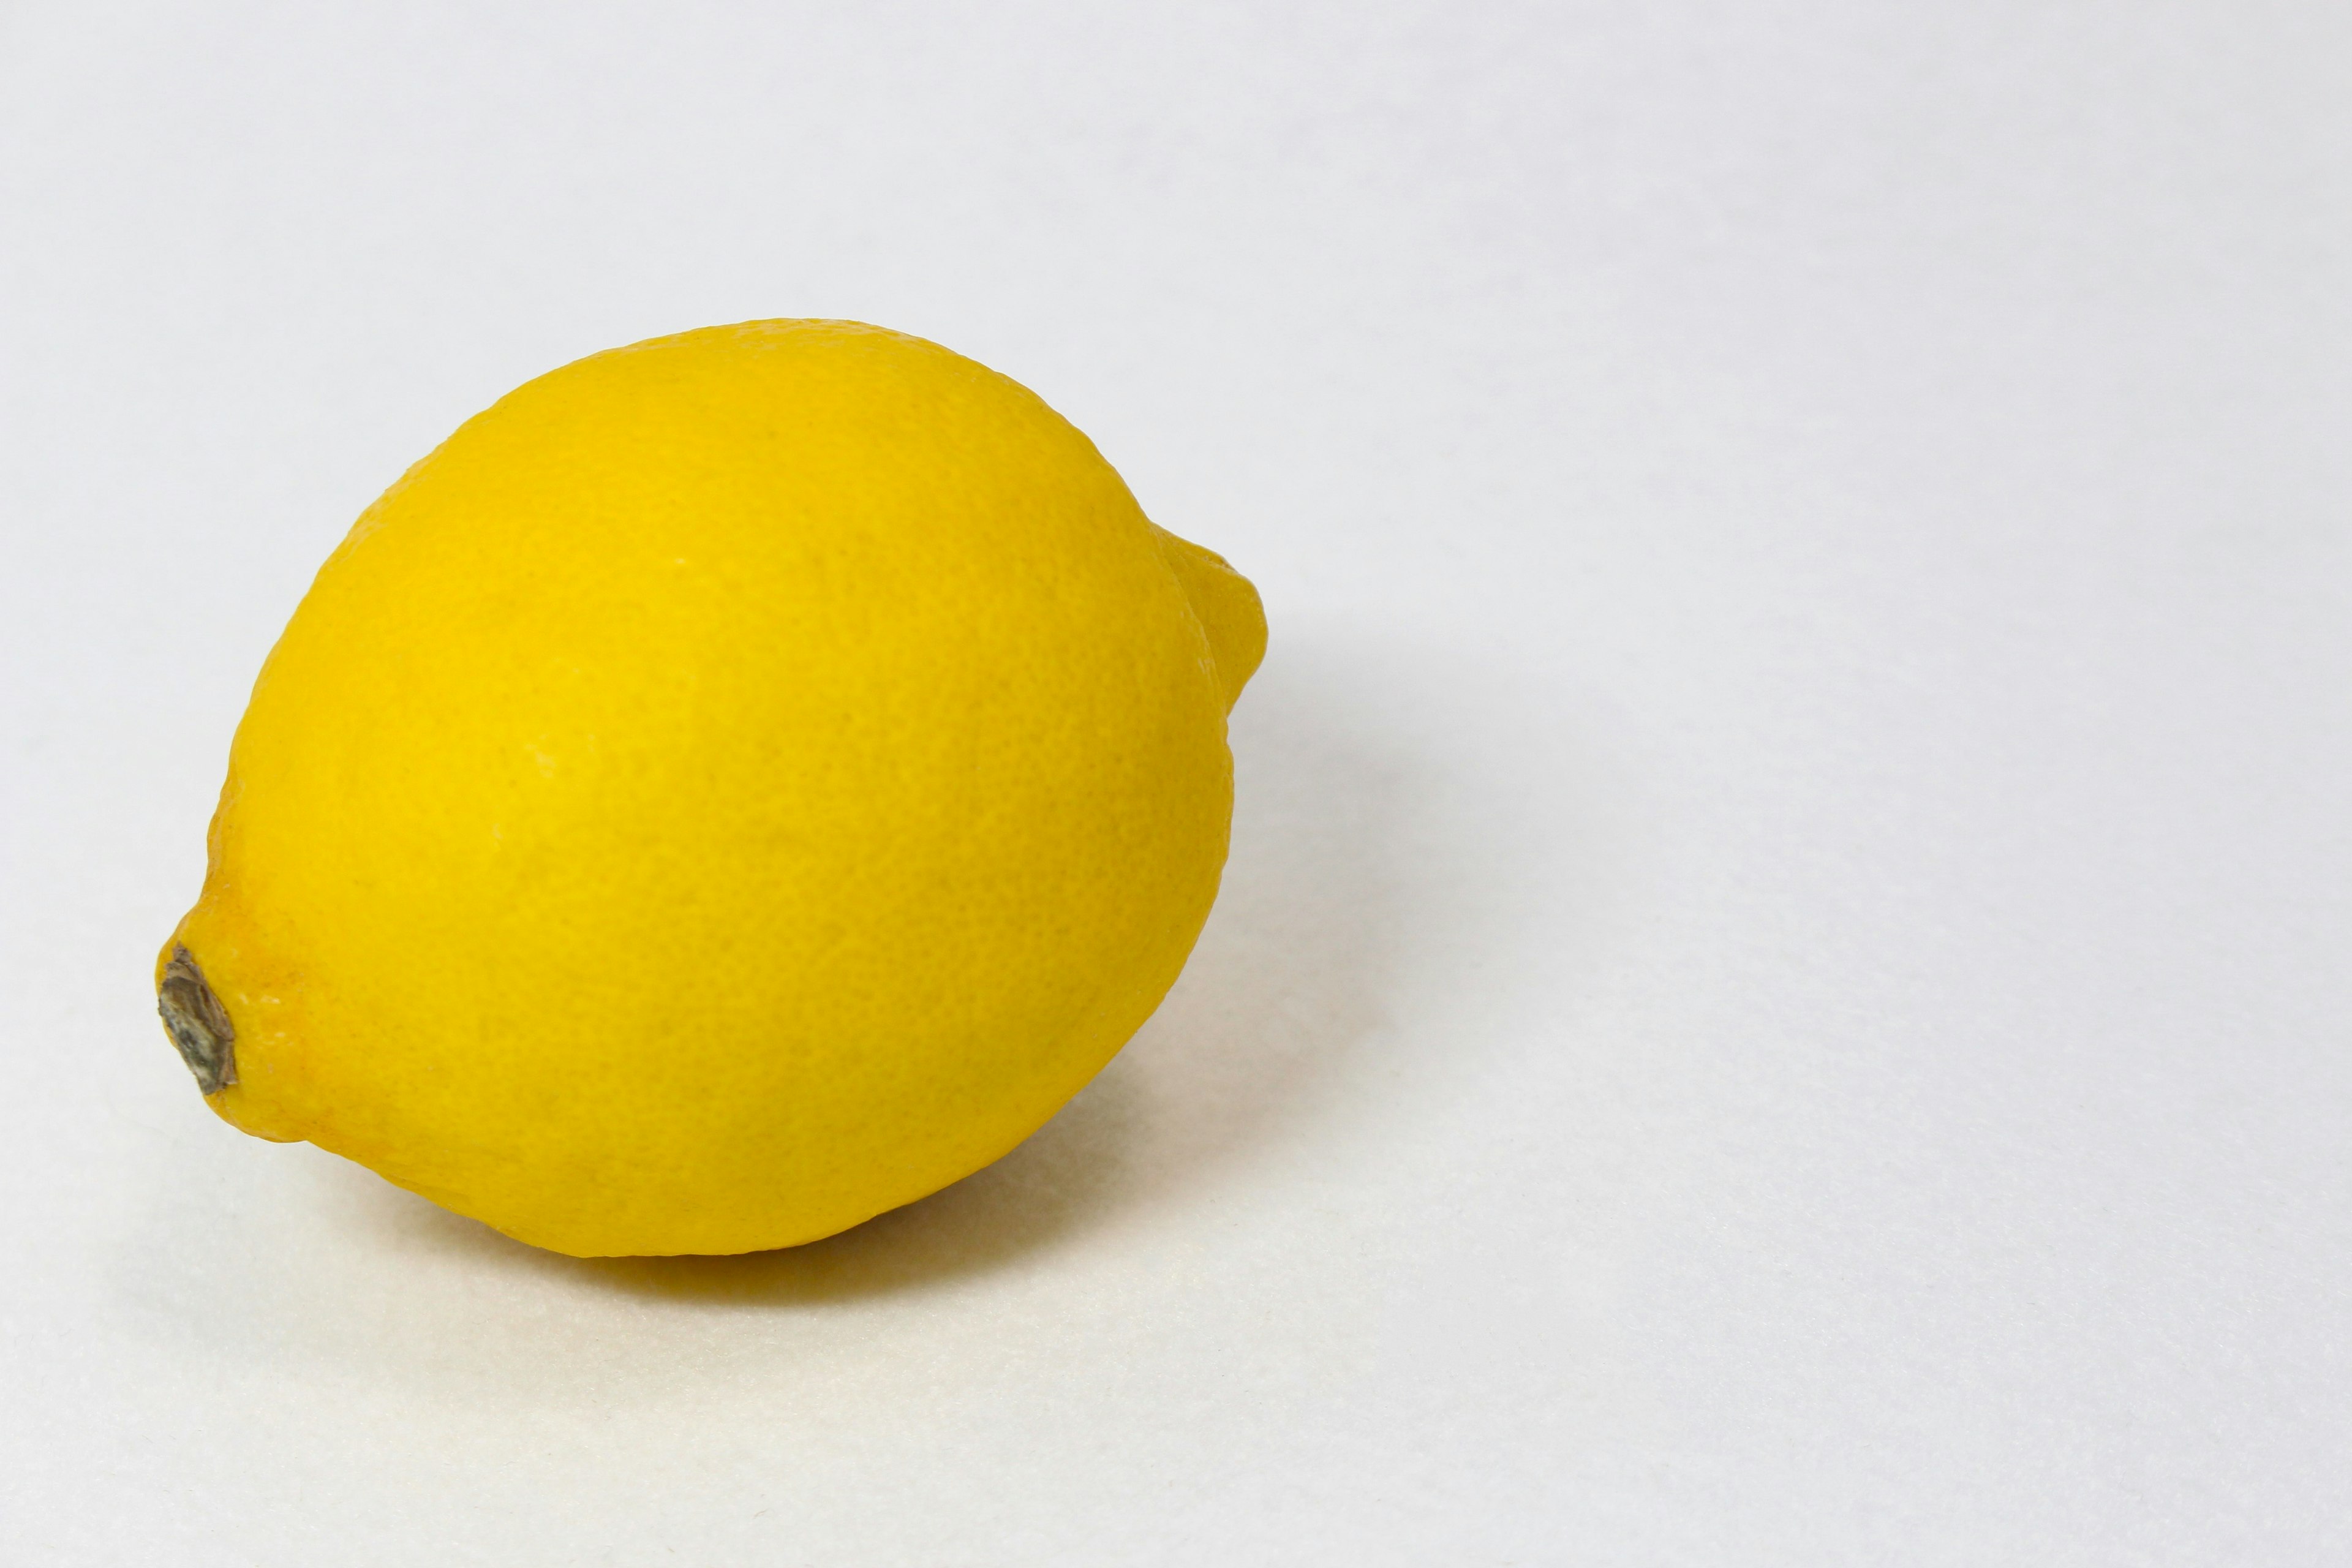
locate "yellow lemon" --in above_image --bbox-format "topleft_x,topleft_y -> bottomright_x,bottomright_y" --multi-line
156,319 -> 1265,1257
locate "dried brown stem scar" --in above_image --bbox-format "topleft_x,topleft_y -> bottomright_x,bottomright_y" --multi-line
159,944 -> 237,1095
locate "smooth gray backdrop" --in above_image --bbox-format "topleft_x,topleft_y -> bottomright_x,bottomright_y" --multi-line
4,2 -> 2346,1562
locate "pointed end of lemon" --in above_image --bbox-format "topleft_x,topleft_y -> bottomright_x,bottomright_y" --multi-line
1152,525 -> 1268,712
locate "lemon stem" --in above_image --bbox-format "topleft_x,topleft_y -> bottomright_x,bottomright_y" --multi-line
159,945 -> 237,1095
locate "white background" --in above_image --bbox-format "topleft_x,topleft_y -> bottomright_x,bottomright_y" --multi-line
4,2 -> 2348,1562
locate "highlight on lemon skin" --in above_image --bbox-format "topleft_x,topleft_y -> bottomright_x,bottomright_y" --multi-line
153,319 -> 1264,1258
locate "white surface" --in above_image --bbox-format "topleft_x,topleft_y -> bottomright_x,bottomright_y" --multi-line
4,2 -> 2348,1561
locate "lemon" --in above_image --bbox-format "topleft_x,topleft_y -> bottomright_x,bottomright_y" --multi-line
156,319 -> 1264,1257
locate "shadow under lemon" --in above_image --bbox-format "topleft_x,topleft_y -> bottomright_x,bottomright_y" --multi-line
338,634 -> 1415,1305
